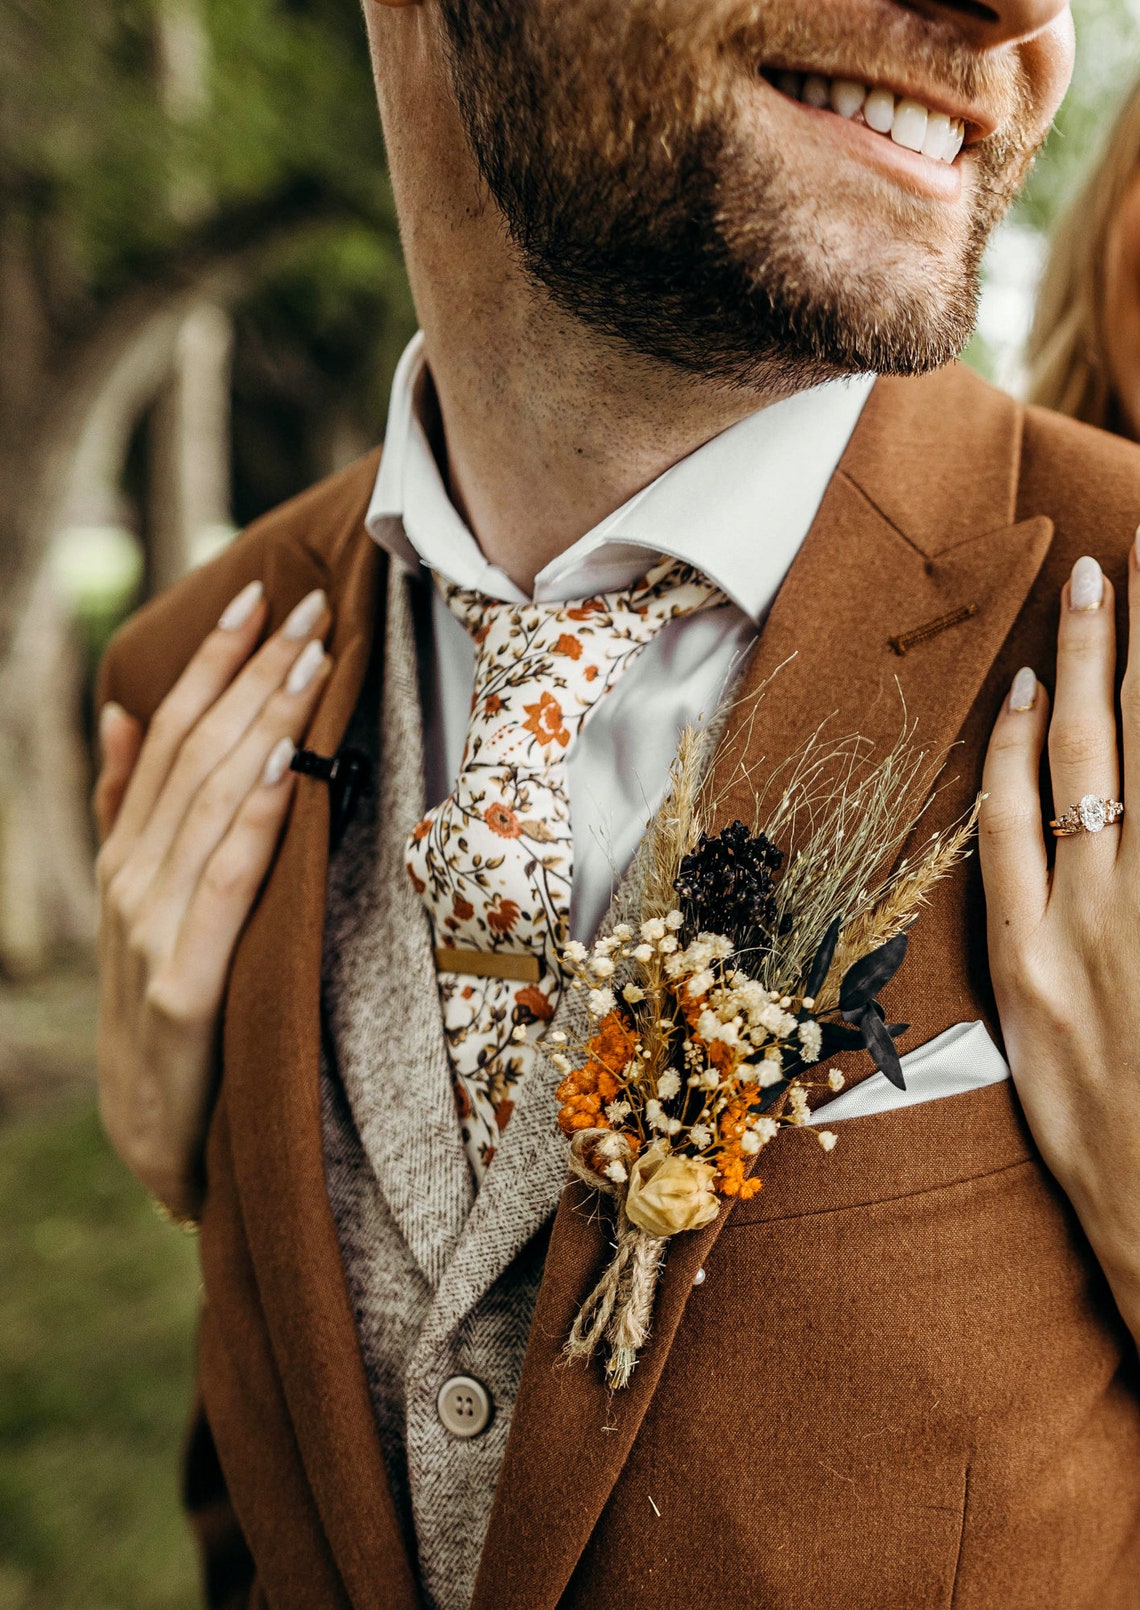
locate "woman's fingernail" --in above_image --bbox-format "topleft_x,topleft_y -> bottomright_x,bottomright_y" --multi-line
1069,555 -> 1104,611
283,588 -> 326,640
1134,523 -> 1140,566
99,701 -> 126,740
262,738 -> 295,787
218,580 -> 264,631
286,639 -> 326,695
1009,666 -> 1037,712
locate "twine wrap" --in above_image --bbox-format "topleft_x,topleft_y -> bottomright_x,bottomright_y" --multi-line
563,1130 -> 667,1390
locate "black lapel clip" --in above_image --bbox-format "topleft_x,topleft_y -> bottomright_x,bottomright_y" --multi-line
289,746 -> 372,849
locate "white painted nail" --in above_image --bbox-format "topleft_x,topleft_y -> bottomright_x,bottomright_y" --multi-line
1134,523 -> 1140,566
1070,555 -> 1104,611
262,738 -> 295,787
1009,666 -> 1037,712
218,579 -> 264,631
285,639 -> 325,696
283,588 -> 326,640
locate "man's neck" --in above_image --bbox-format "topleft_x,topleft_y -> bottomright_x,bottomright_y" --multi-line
374,12 -> 791,594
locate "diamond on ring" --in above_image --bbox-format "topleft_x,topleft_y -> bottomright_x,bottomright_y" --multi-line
1049,795 -> 1125,838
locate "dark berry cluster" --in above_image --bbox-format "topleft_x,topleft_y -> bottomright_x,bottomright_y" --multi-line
674,820 -> 785,954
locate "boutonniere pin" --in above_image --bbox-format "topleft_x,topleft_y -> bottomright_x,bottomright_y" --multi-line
549,723 -> 979,1389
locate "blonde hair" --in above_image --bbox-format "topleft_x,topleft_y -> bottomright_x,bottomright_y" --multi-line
1027,79 -> 1140,431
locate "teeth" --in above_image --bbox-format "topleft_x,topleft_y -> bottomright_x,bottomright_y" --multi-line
864,86 -> 896,135
829,79 -> 866,120
891,98 -> 928,153
768,69 -> 967,166
802,74 -> 830,109
922,110 -> 951,160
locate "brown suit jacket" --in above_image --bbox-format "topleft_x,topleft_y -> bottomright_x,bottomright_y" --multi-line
101,364 -> 1140,1609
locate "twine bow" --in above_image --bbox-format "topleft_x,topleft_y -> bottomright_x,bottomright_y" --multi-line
563,1130 -> 667,1391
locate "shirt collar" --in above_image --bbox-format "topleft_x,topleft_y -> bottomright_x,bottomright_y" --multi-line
367,330 -> 875,624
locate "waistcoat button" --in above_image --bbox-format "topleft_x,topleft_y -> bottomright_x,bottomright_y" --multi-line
437,1376 -> 493,1439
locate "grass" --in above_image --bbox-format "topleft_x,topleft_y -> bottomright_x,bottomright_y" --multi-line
0,1098 -> 202,1610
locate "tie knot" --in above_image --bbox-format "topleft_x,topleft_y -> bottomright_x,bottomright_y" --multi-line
434,557 -> 725,765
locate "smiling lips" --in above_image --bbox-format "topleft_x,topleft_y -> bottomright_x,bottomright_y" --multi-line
767,70 -> 968,165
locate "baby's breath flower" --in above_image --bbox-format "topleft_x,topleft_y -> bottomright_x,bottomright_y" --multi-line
658,934 -> 679,954
827,1069 -> 845,1092
591,955 -> 616,979
741,1131 -> 762,1155
689,1123 -> 713,1148
621,982 -> 646,1004
788,1085 -> 810,1125
752,1116 -> 778,1143
605,1099 -> 632,1123
632,943 -> 655,964
686,969 -> 716,999
758,1061 -> 786,1088
549,1030 -> 567,1044
604,1160 -> 629,1183
587,986 -> 617,1017
593,936 -> 620,957
816,1130 -> 838,1152
549,1052 -> 572,1075
798,1020 -> 823,1063
563,940 -> 587,964
667,1117 -> 683,1135
645,1098 -> 662,1122
596,1132 -> 625,1158
640,917 -> 667,942
657,1070 -> 682,1100
613,923 -> 633,942
665,909 -> 685,930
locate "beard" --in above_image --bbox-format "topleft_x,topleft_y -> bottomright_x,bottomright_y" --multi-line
436,0 -> 1047,388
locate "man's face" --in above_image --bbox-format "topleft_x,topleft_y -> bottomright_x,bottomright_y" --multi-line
437,0 -> 1074,385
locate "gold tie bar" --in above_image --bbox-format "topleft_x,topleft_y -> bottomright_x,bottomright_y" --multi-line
434,947 -> 542,983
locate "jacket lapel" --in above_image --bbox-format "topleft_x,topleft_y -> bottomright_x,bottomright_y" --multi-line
219,523 -> 422,1610
472,366 -> 1055,1610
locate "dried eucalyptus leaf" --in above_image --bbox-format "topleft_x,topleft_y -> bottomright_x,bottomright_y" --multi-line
861,1005 -> 907,1090
804,913 -> 842,1000
839,932 -> 909,1013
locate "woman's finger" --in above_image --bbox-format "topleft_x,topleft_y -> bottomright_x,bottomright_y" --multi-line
979,667 -> 1051,944
1120,528 -> 1140,848
93,703 -> 144,845
149,741 -> 302,1025
1047,557 -> 1121,874
104,579 -> 268,860
110,587 -> 328,898
135,641 -> 332,955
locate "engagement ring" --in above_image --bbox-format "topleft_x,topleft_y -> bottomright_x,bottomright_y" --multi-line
1050,795 -> 1125,837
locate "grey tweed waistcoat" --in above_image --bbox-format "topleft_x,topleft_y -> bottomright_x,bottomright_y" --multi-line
321,558 -> 667,1610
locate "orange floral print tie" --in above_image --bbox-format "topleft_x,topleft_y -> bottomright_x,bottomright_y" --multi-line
406,557 -> 726,1183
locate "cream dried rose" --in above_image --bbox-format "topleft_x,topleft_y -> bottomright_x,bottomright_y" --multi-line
625,1142 -> 720,1238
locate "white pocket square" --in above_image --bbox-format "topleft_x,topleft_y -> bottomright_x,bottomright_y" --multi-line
808,1020 -> 1010,1126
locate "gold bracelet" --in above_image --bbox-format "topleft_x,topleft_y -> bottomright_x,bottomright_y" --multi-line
150,1194 -> 201,1234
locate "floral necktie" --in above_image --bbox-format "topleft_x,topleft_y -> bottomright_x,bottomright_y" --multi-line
406,556 -> 726,1183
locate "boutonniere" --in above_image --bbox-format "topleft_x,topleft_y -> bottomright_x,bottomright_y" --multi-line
549,724 -> 979,1390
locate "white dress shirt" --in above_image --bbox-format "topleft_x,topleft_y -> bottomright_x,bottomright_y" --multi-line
365,333 -> 1011,1115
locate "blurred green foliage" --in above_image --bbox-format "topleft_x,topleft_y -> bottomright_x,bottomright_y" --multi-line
0,1102 -> 200,1610
1019,0 -> 1140,230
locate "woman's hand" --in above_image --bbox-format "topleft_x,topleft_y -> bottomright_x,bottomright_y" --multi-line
980,534 -> 1140,1337
94,581 -> 333,1221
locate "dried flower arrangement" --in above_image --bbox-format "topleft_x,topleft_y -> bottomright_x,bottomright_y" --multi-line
550,718 -> 979,1390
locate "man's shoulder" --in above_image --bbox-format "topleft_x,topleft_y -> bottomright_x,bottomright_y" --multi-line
99,450 -> 383,722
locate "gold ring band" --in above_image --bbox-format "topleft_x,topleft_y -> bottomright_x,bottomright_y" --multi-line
1049,794 -> 1124,838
